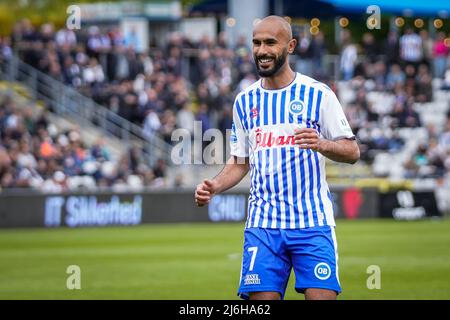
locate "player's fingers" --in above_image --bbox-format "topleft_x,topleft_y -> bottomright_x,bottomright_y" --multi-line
197,183 -> 209,192
295,130 -> 318,137
203,179 -> 212,189
295,138 -> 317,145
196,199 -> 211,207
294,134 -> 318,141
195,198 -> 206,207
295,133 -> 319,142
195,194 -> 211,202
299,143 -> 318,150
204,179 -> 213,187
196,189 -> 210,196
294,128 -> 317,134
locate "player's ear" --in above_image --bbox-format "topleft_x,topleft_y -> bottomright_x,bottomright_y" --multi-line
288,38 -> 297,54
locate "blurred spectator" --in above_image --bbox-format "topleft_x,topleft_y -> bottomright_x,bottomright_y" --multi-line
433,32 -> 449,78
176,103 -> 195,136
83,58 -> 105,86
400,27 -> 422,70
386,64 -> 405,90
384,31 -> 400,66
415,64 -> 433,102
419,30 -> 433,67
340,30 -> 357,81
55,27 -> 77,48
295,30 -> 313,76
362,33 -> 378,63
310,31 -> 326,77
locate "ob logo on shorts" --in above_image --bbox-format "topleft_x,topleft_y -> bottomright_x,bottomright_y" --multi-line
314,262 -> 331,280
289,100 -> 304,115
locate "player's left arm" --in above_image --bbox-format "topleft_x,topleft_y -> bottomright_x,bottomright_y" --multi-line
295,86 -> 360,164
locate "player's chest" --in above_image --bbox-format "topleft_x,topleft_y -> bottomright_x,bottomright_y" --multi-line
242,88 -> 321,132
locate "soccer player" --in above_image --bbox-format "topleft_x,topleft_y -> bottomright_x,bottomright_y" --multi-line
195,16 -> 359,300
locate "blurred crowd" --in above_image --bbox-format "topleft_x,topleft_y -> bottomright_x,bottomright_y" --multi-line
1,20 -> 257,144
0,95 -> 166,191
335,28 -> 450,180
1,18 -> 450,188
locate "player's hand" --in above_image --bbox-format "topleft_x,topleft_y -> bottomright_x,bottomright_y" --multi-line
195,179 -> 218,207
294,128 -> 322,152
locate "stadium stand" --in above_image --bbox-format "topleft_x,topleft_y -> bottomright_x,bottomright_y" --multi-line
0,19 -> 449,191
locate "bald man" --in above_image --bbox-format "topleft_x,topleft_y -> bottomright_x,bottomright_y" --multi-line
195,16 -> 359,300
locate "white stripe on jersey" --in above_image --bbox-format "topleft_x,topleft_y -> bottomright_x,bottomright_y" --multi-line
331,227 -> 341,286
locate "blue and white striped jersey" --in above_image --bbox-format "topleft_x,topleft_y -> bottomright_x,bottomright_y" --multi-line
230,73 -> 355,229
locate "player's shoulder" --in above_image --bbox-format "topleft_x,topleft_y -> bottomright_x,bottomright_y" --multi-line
297,73 -> 342,112
235,80 -> 261,101
296,73 -> 334,95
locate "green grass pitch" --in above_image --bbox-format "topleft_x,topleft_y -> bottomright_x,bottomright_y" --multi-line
0,218 -> 449,299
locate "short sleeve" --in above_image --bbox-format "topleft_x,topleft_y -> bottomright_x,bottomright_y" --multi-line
319,89 -> 355,141
230,95 -> 249,158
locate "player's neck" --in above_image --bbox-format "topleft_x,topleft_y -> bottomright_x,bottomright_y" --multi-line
261,66 -> 296,90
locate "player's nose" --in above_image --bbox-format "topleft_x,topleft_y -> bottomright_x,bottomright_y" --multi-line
256,43 -> 268,58
257,43 -> 269,56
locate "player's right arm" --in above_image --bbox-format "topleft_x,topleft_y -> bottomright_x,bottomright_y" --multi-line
195,156 -> 249,207
195,93 -> 250,207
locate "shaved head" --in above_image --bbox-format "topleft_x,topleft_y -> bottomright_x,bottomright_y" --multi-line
254,15 -> 293,41
252,15 -> 296,78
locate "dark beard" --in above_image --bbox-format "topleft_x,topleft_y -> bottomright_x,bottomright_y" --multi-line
255,48 -> 288,78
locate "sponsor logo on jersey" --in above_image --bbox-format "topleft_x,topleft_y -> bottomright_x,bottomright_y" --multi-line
289,100 -> 304,115
255,128 -> 295,150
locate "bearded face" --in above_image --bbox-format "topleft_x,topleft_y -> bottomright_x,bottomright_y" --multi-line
254,47 -> 288,78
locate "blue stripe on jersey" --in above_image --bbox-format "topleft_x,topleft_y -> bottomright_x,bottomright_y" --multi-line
298,84 -> 306,123
286,85 -> 297,227
247,159 -> 257,228
288,84 -> 297,124
235,99 -> 247,131
313,89 -> 326,225
271,148 -> 279,228
280,148 -> 289,227
299,149 -> 309,227
307,150 -> 318,226
296,84 -> 308,226
315,90 -> 323,134
254,150 -> 265,227
313,152 -> 326,225
280,90 -> 286,124
306,86 -> 319,227
255,88 -> 261,128
271,93 -> 278,125
239,94 -> 248,131
263,92 -> 269,126
327,190 -> 333,206
289,148 -> 298,229
248,90 -> 254,130
264,148 -> 274,228
307,87 -> 315,128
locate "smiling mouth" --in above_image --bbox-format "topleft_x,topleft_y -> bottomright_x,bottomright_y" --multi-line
258,57 -> 274,68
